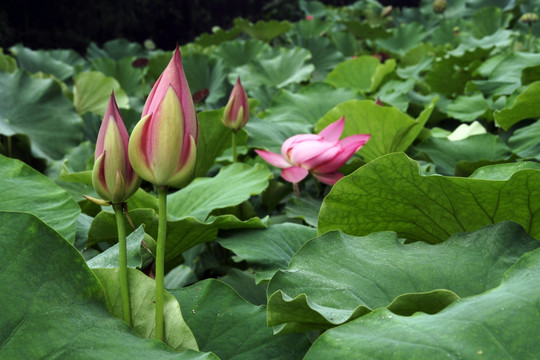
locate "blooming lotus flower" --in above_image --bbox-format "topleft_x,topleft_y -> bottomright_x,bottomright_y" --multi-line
255,117 -> 370,185
221,77 -> 250,132
129,45 -> 199,188
89,93 -> 141,204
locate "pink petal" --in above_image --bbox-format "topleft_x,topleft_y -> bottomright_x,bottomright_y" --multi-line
281,166 -> 309,183
255,150 -> 291,168
314,134 -> 370,173
318,117 -> 345,142
312,171 -> 343,185
287,140 -> 336,166
281,134 -> 320,158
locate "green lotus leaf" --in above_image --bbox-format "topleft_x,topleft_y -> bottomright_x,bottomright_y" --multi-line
304,245 -> 540,360
234,18 -> 292,43
284,194 -> 321,227
507,119 -> 540,160
194,27 -> 242,47
0,155 -> 79,243
494,81 -> 540,130
170,279 -> 311,360
86,38 -> 145,61
214,39 -> 271,68
92,57 -> 145,96
0,211 -> 217,360
0,48 -> 17,72
375,22 -> 426,56
182,53 -> 227,106
0,70 -> 83,160
73,71 -> 129,115
10,44 -> 84,80
219,223 -> 317,283
326,56 -> 396,93
319,152 -> 540,243
315,98 -> 435,162
267,222 -> 539,333
93,268 -> 198,352
446,92 -> 492,122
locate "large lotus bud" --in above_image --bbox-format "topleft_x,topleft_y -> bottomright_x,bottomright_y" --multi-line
89,93 -> 141,204
221,77 -> 250,132
129,46 -> 199,188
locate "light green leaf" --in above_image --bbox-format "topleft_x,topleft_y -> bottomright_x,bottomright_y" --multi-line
170,279 -> 311,360
73,71 -> 129,115
315,99 -> 436,162
494,81 -> 540,130
0,70 -> 83,160
92,57 -> 145,96
214,39 -> 271,68
246,116 -> 311,154
304,245 -> 540,360
86,38 -> 145,61
182,54 -> 227,105
326,56 -> 396,93
93,268 -> 198,352
168,163 -> 272,221
10,45 -> 81,80
267,222 -> 538,333
284,195 -> 321,227
375,23 -> 426,55
0,211 -> 216,360
0,48 -> 17,72
446,92 -> 492,122
234,19 -> 292,43
219,223 -> 317,283
318,152 -> 540,243
507,120 -> 540,160
0,155 -> 79,243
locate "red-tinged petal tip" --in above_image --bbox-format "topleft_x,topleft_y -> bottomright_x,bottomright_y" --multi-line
312,171 -> 343,185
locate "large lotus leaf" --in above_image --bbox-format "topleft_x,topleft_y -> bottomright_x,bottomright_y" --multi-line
342,20 -> 391,41
468,161 -> 540,180
234,18 -> 292,43
0,211 -> 217,360
229,47 -> 314,90
318,152 -> 540,243
303,245 -> 540,360
87,226 -> 151,269
88,209 -> 267,263
267,222 -> 539,334
375,22 -> 426,55
284,194 -> 321,227
194,27 -> 242,47
314,99 -> 435,162
446,92 -> 492,122
182,53 -> 227,105
245,116 -> 311,154
86,38 -> 146,61
170,279 -> 311,360
264,82 -> 358,125
73,71 -> 129,115
470,6 -> 512,38
168,163 -> 272,221
329,31 -> 356,57
0,70 -> 83,160
292,36 -> 344,80
326,56 -> 396,93
10,44 -> 82,80
92,57 -> 145,96
299,0 -> 327,18
0,155 -> 79,243
413,133 -> 513,176
507,120 -> 540,160
219,223 -> 317,283
93,268 -> 198,352
0,49 -> 17,72
293,18 -> 333,39
194,109 -> 246,178
494,81 -> 540,130
375,78 -> 415,112
214,39 -> 271,68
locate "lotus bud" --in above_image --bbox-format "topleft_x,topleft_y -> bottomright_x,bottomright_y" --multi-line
520,13 -> 539,25
88,92 -> 141,204
221,77 -> 250,132
129,45 -> 199,188
432,0 -> 447,14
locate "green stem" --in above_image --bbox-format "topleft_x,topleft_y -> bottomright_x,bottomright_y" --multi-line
231,131 -> 237,163
155,186 -> 168,341
7,136 -> 12,158
528,25 -> 533,53
113,203 -> 131,326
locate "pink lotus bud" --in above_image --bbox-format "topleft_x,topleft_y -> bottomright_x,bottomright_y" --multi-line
306,15 -> 314,20
221,77 -> 250,132
255,117 -> 370,185
128,45 -> 199,188
90,92 -> 141,204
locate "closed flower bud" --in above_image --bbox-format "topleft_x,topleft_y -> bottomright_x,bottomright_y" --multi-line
433,0 -> 447,14
129,45 -> 199,188
221,77 -> 250,132
89,93 -> 141,204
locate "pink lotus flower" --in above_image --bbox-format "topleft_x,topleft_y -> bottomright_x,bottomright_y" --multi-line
221,77 -> 250,131
306,15 -> 314,20
255,117 -> 370,185
129,45 -> 199,188
90,92 -> 141,204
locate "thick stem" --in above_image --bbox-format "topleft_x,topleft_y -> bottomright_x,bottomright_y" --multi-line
113,203 -> 131,326
155,186 -> 168,341
293,182 -> 301,197
231,131 -> 237,163
528,25 -> 533,53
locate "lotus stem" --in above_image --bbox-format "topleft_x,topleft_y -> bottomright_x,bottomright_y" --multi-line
232,131 -> 238,163
113,203 -> 131,326
155,186 -> 168,341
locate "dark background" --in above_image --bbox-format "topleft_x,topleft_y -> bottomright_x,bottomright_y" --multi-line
0,0 -> 419,53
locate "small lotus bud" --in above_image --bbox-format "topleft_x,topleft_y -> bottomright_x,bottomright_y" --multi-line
433,0 -> 447,14
221,77 -> 250,132
520,13 -> 539,25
